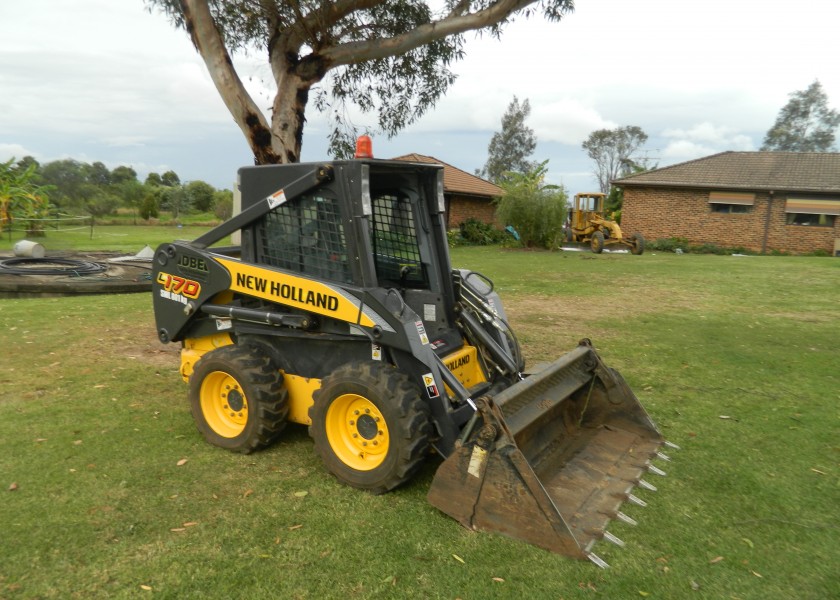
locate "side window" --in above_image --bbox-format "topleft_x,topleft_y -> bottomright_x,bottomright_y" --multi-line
711,203 -> 751,214
785,213 -> 835,227
370,192 -> 427,287
257,193 -> 352,283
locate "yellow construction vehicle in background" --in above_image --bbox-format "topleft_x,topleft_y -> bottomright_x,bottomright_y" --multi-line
568,192 -> 645,254
151,138 -> 673,567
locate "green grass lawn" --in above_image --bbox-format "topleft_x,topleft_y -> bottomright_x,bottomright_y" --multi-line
1,241 -> 838,599
1,219 -> 224,254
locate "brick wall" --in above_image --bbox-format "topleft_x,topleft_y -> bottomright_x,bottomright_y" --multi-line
447,194 -> 498,229
621,187 -> 839,254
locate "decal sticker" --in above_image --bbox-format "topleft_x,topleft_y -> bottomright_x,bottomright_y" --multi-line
445,353 -> 471,372
422,373 -> 440,399
157,272 -> 201,304
415,320 -> 429,345
423,303 -> 436,322
177,254 -> 209,279
371,343 -> 382,361
468,445 -> 487,478
216,319 -> 233,331
266,189 -> 287,209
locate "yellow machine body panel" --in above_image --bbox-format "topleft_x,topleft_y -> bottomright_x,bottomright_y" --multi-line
215,256 -> 375,328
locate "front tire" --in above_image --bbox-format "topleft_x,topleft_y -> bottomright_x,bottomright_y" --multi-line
630,232 -> 645,255
189,345 -> 288,454
590,231 -> 605,253
309,362 -> 431,494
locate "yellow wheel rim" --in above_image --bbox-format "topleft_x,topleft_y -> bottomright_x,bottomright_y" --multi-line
200,370 -> 248,438
325,393 -> 389,471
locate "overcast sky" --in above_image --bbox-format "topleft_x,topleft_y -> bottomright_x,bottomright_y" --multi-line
1,0 -> 839,193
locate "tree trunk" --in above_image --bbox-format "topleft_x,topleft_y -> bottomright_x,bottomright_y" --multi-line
180,0 -> 315,164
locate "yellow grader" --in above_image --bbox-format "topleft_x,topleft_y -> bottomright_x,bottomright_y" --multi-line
567,192 -> 645,254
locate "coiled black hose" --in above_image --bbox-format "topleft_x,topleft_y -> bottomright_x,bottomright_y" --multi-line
0,258 -> 107,276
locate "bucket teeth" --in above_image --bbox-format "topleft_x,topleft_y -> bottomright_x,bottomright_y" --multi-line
587,553 -> 610,569
603,531 -> 625,547
647,464 -> 667,477
656,452 -> 671,462
614,511 -> 638,526
664,440 -> 681,450
627,493 -> 647,507
638,479 -> 657,492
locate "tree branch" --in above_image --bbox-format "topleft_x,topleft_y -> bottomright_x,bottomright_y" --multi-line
321,0 -> 535,66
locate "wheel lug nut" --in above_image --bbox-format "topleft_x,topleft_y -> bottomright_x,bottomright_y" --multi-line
352,433 -> 358,438
365,408 -> 370,414
349,420 -> 355,426
354,410 -> 360,415
362,442 -> 367,446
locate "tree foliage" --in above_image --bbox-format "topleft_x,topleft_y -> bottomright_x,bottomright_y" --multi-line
0,158 -> 52,230
495,160 -> 567,249
581,126 -> 648,194
3,156 -> 226,224
479,96 -> 537,183
146,0 -> 575,163
761,80 -> 840,152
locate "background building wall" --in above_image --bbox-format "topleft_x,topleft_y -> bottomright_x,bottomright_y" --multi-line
621,187 -> 838,254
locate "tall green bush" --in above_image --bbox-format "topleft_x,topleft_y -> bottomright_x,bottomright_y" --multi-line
495,161 -> 567,249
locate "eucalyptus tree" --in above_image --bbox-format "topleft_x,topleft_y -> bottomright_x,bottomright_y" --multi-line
582,126 -> 648,194
147,0 -> 575,163
480,96 -> 537,183
761,80 -> 840,152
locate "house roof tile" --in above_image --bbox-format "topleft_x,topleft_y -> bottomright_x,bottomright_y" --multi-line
613,151 -> 840,194
393,154 -> 504,198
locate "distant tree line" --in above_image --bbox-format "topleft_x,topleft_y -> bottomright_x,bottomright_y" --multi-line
2,156 -> 233,226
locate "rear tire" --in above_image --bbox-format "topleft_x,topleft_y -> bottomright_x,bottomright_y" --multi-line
590,231 -> 605,253
630,232 -> 645,255
309,362 -> 431,494
189,345 -> 288,454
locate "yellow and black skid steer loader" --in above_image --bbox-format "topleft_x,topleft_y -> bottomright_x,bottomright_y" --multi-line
151,139 -> 675,566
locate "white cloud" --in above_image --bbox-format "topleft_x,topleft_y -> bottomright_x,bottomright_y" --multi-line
531,100 -> 617,145
660,122 -> 755,161
0,144 -> 37,162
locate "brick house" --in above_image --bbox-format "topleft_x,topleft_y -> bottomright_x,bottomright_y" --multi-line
613,152 -> 840,255
393,154 -> 503,229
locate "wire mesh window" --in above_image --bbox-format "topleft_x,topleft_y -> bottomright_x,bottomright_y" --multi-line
370,193 -> 426,286
257,194 -> 352,283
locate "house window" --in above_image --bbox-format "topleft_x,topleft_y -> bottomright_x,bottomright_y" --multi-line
785,213 -> 835,227
784,198 -> 840,227
708,191 -> 754,214
711,203 -> 751,214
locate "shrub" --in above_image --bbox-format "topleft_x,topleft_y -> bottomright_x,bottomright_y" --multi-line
459,218 -> 506,245
139,194 -> 159,220
495,161 -> 567,249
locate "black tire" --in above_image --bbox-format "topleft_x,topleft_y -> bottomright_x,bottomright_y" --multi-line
309,362 -> 431,494
189,344 -> 288,454
590,231 -> 605,253
630,232 -> 645,255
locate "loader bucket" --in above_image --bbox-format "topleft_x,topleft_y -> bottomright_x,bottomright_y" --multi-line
428,339 -> 672,566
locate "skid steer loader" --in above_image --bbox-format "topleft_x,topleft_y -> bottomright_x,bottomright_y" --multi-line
151,139 -> 674,566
